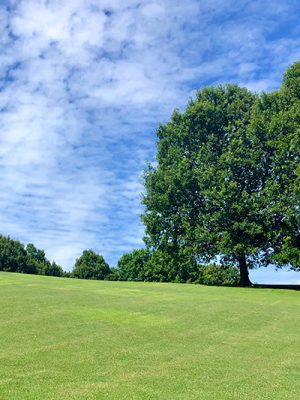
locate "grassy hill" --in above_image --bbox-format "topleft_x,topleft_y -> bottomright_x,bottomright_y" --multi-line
1,272 -> 299,399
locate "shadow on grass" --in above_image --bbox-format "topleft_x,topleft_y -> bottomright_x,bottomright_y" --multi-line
253,284 -> 300,291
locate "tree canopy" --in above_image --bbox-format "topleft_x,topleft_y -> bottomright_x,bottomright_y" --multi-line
72,250 -> 110,280
0,235 -> 32,273
0,235 -> 64,276
142,61 -> 300,286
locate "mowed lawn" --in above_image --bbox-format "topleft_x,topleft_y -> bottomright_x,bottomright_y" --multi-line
0,272 -> 299,400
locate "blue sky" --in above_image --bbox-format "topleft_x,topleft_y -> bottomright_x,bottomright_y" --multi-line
0,0 -> 299,282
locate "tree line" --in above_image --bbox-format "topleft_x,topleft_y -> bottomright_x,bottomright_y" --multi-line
0,62 -> 299,287
0,235 -> 64,277
0,235 -> 239,286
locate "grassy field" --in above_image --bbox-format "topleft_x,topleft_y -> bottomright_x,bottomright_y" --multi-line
0,272 -> 299,400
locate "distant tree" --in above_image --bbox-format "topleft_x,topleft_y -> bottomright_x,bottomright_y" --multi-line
26,243 -> 46,264
26,243 -> 65,276
142,62 -> 300,286
44,261 -> 64,277
0,235 -> 37,274
72,250 -> 110,280
63,271 -> 72,278
0,235 -> 66,276
26,243 -> 48,274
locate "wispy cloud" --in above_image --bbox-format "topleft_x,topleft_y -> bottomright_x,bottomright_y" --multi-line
0,0 -> 299,279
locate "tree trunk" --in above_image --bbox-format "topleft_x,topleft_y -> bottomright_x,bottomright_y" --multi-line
238,254 -> 252,287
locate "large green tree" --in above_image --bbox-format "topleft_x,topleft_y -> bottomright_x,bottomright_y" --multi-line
257,62 -> 300,268
142,62 -> 300,286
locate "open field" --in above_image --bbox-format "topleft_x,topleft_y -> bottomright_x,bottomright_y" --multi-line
0,272 -> 299,399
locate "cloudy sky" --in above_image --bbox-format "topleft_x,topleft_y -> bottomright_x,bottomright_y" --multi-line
0,0 -> 299,282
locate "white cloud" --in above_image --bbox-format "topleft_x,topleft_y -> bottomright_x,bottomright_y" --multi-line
0,0 -> 299,276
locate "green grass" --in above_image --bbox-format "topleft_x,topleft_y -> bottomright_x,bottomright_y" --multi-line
0,272 -> 300,399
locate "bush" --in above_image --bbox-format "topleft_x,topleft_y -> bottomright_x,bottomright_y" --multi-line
198,263 -> 239,287
105,267 -> 121,281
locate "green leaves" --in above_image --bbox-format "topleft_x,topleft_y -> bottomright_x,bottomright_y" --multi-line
72,250 -> 110,280
142,61 -> 300,282
0,235 -> 64,276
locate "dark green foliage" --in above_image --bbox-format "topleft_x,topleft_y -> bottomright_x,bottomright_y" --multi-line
142,62 -> 300,285
26,243 -> 50,275
105,267 -> 121,281
118,249 -> 151,281
282,60 -> 300,99
26,243 -> 46,265
0,235 -> 64,276
72,250 -> 110,280
117,249 -> 171,282
0,235 -> 35,273
249,62 -> 300,269
26,243 -> 64,277
44,262 -> 64,277
198,264 -> 239,286
143,249 -> 175,282
117,248 -> 238,286
117,248 -> 187,282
